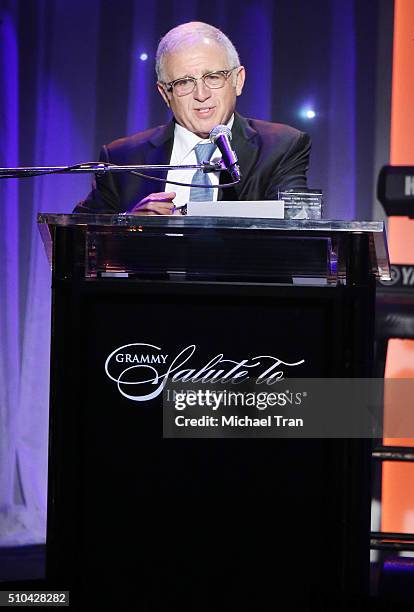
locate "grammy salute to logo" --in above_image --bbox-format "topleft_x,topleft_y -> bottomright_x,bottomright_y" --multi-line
104,342 -> 305,402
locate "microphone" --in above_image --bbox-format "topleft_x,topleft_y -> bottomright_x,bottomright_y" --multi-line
209,125 -> 241,182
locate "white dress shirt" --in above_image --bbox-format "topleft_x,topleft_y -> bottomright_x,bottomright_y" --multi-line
165,115 -> 234,207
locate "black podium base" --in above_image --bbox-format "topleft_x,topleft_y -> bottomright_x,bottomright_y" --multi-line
45,278 -> 373,609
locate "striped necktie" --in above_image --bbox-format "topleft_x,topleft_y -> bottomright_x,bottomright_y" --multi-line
189,142 -> 217,202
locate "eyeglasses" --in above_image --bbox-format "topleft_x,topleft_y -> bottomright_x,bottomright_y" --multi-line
163,68 -> 238,97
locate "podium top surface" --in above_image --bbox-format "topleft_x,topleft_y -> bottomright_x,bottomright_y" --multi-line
38,212 -> 385,233
37,213 -> 390,281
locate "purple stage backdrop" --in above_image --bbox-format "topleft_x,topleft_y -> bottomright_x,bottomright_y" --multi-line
0,0 -> 391,544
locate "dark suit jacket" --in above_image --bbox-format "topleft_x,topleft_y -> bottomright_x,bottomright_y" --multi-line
74,113 -> 311,213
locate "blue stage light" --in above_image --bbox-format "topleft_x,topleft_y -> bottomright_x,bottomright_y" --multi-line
139,53 -> 148,61
300,108 -> 316,120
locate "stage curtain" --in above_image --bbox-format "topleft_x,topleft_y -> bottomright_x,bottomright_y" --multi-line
0,0 -> 387,544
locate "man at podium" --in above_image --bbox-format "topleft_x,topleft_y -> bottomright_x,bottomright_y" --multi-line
75,21 -> 311,215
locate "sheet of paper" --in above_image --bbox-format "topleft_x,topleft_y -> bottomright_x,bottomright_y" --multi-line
186,200 -> 284,219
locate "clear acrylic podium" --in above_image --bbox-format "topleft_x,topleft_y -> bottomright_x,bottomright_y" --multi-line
38,213 -> 389,609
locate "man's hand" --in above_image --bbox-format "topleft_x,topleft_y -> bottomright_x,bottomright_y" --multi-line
128,192 -> 177,215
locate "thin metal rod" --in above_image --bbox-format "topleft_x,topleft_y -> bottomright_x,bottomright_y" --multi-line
370,542 -> 414,551
370,531 -> 414,551
0,161 -> 222,177
372,446 -> 414,461
370,531 -> 414,541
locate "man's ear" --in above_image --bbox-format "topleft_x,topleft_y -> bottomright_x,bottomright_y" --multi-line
235,66 -> 246,97
157,82 -> 170,107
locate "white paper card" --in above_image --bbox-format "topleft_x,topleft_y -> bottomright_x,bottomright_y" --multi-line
185,200 -> 284,219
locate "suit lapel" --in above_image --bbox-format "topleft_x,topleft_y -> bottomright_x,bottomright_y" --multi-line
146,120 -> 175,184
219,113 -> 259,201
125,120 -> 175,205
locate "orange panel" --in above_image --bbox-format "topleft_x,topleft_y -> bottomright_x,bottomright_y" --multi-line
382,0 -> 414,534
382,462 -> 414,533
389,0 -> 414,167
388,218 -> 414,263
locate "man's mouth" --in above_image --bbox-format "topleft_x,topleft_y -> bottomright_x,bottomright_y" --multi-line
194,107 -> 215,116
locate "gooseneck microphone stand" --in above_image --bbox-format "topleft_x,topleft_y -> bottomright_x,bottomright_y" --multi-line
0,162 -> 220,177
0,160 -> 240,190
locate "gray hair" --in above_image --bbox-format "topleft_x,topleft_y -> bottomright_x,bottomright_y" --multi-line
156,22 -> 240,83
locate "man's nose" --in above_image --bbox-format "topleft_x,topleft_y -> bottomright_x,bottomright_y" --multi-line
193,79 -> 211,101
